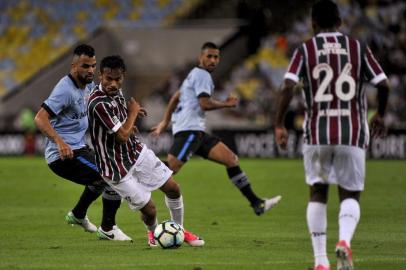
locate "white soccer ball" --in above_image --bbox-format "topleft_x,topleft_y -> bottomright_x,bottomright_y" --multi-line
153,220 -> 184,249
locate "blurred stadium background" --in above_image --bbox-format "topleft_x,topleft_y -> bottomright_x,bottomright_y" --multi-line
0,0 -> 405,159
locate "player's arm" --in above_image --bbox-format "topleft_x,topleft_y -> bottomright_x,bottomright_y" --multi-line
34,107 -> 73,160
370,79 -> 390,138
274,79 -> 296,150
115,98 -> 146,143
198,94 -> 238,111
150,90 -> 180,136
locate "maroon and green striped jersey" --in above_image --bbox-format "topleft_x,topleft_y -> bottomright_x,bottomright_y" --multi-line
87,85 -> 143,182
284,32 -> 387,148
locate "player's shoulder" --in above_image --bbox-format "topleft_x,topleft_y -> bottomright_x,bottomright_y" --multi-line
54,75 -> 73,89
51,75 -> 76,97
88,86 -> 108,106
191,66 -> 210,76
190,67 -> 211,80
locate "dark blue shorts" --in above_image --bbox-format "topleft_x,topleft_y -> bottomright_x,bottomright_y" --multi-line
48,147 -> 105,188
169,131 -> 220,162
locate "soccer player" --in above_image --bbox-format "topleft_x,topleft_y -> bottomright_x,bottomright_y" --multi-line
274,1 -> 390,270
34,44 -> 131,241
151,42 -> 282,216
87,55 -> 204,247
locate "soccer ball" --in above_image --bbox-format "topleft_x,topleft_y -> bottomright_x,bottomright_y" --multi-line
153,220 -> 184,249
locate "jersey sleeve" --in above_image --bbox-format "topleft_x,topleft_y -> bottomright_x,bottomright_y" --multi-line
193,70 -> 214,97
283,48 -> 304,83
91,101 -> 122,134
43,83 -> 71,116
362,46 -> 387,85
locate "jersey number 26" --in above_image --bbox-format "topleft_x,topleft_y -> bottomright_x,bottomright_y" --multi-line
313,63 -> 356,102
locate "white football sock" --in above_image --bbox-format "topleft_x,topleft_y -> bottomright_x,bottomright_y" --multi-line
339,198 -> 360,246
165,195 -> 184,227
307,202 -> 329,267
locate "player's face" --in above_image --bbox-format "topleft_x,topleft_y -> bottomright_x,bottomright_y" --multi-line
73,55 -> 96,85
199,48 -> 220,72
99,68 -> 124,96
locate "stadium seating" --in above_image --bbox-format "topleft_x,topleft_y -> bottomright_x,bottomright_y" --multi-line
0,0 -> 196,97
223,0 -> 406,128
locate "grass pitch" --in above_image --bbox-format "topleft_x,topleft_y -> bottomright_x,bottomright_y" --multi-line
0,157 -> 405,270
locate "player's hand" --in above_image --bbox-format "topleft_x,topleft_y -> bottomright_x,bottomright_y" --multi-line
274,126 -> 288,150
56,139 -> 74,160
150,121 -> 166,137
225,95 -> 238,107
127,97 -> 141,115
370,113 -> 386,138
138,107 -> 147,117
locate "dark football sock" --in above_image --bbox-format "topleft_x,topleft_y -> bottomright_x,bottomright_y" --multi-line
226,166 -> 262,205
101,198 -> 121,231
72,186 -> 101,219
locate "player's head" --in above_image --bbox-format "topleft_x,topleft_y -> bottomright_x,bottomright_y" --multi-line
71,44 -> 96,86
199,42 -> 220,73
99,55 -> 126,96
311,0 -> 341,33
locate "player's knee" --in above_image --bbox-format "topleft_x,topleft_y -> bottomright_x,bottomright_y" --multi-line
226,153 -> 239,167
167,157 -> 183,173
310,184 -> 329,203
168,181 -> 181,198
161,177 -> 181,198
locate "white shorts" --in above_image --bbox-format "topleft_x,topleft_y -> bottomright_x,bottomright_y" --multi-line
302,144 -> 365,191
105,146 -> 173,211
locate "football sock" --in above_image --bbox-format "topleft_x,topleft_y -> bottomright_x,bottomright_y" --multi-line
72,186 -> 101,219
307,202 -> 329,267
165,195 -> 184,227
101,197 -> 121,231
227,166 -> 262,205
338,198 -> 360,246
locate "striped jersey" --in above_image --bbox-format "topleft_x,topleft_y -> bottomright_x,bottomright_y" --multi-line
87,85 -> 143,182
284,32 -> 387,148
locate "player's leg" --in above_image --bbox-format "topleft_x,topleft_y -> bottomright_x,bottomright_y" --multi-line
335,187 -> 359,270
159,176 -> 183,225
167,154 -> 185,173
308,184 -> 330,270
203,137 -> 281,215
159,176 -> 205,247
100,187 -> 122,232
303,144 -> 333,270
99,171 -> 161,242
337,187 -> 360,247
334,145 -> 365,270
166,131 -> 202,173
48,156 -> 101,232
140,199 -> 158,235
74,149 -> 123,234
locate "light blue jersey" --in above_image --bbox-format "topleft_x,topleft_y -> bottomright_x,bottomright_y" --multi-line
42,75 -> 95,163
171,67 -> 214,134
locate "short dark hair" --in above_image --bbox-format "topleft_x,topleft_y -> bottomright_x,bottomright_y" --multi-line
100,55 -> 126,73
73,44 -> 95,57
201,42 -> 218,51
311,0 -> 341,29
